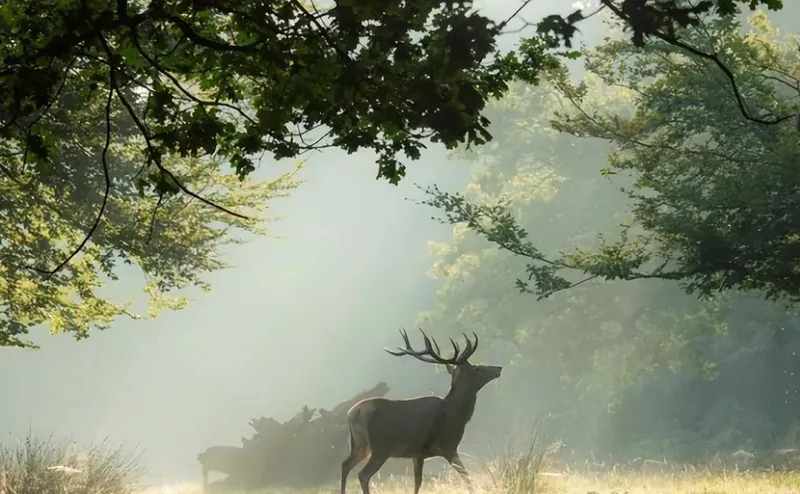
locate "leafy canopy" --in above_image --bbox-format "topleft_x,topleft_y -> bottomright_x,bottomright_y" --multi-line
423,11 -> 800,302
0,0 -> 543,188
0,0 -> 788,191
0,66 -> 299,348
0,0 -> 794,347
0,0 -> 545,347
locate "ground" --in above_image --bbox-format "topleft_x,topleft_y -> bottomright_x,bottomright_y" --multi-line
138,470 -> 800,494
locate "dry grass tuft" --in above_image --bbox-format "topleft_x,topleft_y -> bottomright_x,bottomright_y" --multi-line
0,433 -> 141,494
478,425 -> 560,494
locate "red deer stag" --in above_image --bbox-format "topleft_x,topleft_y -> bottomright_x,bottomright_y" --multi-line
341,328 -> 502,494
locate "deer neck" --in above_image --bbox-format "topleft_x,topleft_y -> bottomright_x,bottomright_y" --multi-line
442,381 -> 478,427
423,380 -> 479,457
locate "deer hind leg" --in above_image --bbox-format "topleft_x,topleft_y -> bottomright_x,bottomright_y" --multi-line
201,466 -> 209,491
447,453 -> 473,492
412,457 -> 425,494
341,447 -> 368,494
357,454 -> 388,494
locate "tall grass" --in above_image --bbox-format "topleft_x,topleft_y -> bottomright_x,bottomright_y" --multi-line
0,433 -> 142,494
480,425 -> 561,494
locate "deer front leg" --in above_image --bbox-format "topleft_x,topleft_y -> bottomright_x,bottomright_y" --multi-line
447,453 -> 473,492
412,457 -> 425,494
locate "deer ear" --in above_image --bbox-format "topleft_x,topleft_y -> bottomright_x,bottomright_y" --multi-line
446,364 -> 455,375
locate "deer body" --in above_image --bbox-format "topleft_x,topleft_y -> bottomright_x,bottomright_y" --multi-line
341,329 -> 501,494
347,397 -> 442,458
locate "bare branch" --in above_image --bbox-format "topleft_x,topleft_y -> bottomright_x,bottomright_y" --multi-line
497,0 -> 535,32
127,27 -> 259,126
24,54 -> 115,278
145,189 -> 166,244
599,0 -> 794,126
96,33 -> 250,220
499,3 -> 606,36
289,0 -> 352,63
165,14 -> 264,52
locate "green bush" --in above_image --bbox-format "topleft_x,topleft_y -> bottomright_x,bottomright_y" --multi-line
0,434 -> 141,494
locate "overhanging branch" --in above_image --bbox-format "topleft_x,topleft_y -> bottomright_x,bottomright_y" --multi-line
96,34 -> 249,221
24,54 -> 115,278
599,0 -> 795,126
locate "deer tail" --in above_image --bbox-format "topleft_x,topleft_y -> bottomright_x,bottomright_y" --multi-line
347,407 -> 361,452
348,416 -> 356,452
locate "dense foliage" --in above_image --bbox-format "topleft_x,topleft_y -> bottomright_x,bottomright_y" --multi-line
0,0 -> 794,347
0,73 -> 299,347
0,0 -> 788,191
0,0 -> 547,346
421,12 -> 800,460
0,0 -> 543,187
425,10 -> 800,303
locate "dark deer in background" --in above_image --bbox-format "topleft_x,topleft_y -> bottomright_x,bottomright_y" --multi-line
197,445 -> 243,488
341,328 -> 502,494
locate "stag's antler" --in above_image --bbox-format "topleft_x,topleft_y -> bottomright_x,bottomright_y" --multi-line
385,328 -> 478,365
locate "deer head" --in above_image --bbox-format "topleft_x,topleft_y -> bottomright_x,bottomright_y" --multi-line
386,328 -> 501,395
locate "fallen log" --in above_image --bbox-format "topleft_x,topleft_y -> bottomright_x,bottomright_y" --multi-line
198,382 -> 391,491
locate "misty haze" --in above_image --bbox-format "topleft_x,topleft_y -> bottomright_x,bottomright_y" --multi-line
1,1 -> 800,494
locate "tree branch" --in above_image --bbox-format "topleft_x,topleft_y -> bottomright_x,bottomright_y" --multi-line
165,14 -> 264,52
497,0 -> 535,32
97,34 -> 249,220
145,189 -> 166,244
599,0 -> 795,126
417,184 -> 689,299
127,25 -> 259,126
289,0 -> 351,63
24,59 -> 115,278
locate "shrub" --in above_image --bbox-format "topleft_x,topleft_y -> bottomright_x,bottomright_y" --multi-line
0,433 -> 141,494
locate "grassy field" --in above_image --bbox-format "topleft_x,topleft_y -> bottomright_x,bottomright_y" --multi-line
4,434 -> 800,494
139,470 -> 800,494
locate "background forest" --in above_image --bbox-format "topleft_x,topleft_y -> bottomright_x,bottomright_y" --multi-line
421,10 -> 800,462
